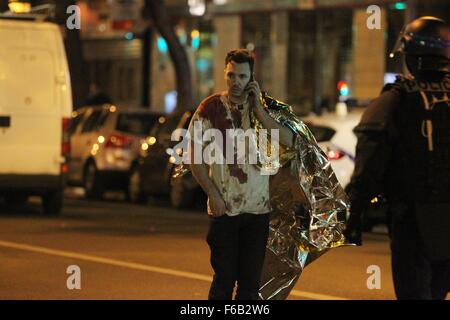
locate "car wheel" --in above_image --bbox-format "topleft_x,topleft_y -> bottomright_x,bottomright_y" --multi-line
84,161 -> 104,199
126,166 -> 148,204
42,190 -> 63,215
170,177 -> 195,209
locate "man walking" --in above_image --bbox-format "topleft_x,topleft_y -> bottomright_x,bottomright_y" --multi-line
188,49 -> 294,300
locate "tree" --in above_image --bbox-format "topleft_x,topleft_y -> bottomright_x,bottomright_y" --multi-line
50,0 -> 89,109
144,0 -> 193,113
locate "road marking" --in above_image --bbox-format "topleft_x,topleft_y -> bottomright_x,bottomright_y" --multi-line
290,290 -> 348,300
0,239 -> 348,300
0,240 -> 211,282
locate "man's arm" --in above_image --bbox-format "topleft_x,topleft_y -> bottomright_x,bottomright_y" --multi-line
253,103 -> 294,148
344,130 -> 391,245
245,82 -> 294,148
347,132 -> 390,211
344,89 -> 400,244
190,163 -> 219,200
189,142 -> 227,217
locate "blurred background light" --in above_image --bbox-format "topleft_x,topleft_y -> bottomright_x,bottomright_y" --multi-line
393,2 -> 407,10
125,32 -> 134,40
8,1 -> 31,13
164,90 -> 177,113
384,72 -> 397,85
157,37 -> 169,53
188,0 -> 206,16
196,58 -> 209,71
191,29 -> 200,50
213,0 -> 227,5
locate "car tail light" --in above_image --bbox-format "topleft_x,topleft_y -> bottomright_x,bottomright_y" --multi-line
61,163 -> 69,173
326,149 -> 344,160
105,134 -> 133,149
61,117 -> 71,173
62,118 -> 70,154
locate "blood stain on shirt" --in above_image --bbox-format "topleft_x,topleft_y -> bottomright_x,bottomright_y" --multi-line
228,163 -> 248,184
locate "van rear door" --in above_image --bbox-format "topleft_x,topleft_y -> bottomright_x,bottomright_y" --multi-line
0,21 -> 70,176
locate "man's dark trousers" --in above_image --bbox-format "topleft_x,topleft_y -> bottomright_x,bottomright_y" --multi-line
207,212 -> 270,300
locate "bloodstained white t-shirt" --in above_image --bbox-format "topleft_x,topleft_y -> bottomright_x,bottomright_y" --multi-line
188,92 -> 271,216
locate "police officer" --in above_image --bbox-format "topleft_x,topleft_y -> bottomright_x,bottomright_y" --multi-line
345,16 -> 450,300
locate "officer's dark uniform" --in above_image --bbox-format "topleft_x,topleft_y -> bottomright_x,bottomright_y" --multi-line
345,17 -> 450,300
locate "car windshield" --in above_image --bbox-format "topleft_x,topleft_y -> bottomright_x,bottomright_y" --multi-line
116,113 -> 160,136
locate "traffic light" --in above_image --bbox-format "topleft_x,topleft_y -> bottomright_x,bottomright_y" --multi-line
393,2 -> 407,10
191,29 -> 200,51
337,81 -> 349,97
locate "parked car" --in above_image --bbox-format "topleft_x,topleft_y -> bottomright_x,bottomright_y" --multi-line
305,114 -> 386,230
0,15 -> 72,215
68,104 -> 162,200
306,122 -> 355,188
129,111 -> 195,206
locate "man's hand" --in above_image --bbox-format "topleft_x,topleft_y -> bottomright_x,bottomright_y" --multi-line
344,212 -> 363,246
245,81 -> 262,108
246,80 -> 294,148
208,191 -> 228,217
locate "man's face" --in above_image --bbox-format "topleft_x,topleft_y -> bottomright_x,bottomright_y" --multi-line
225,61 -> 252,98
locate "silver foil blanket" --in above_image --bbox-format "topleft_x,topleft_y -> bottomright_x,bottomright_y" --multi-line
256,96 -> 350,300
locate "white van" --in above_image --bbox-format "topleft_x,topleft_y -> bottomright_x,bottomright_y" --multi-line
0,16 -> 72,215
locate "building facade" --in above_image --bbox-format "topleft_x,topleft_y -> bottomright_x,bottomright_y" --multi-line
78,0 -> 450,114
78,0 -> 149,107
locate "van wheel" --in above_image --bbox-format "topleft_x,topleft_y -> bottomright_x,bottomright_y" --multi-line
126,165 -> 147,204
84,161 -> 104,199
170,178 -> 195,209
42,190 -> 63,215
4,194 -> 28,207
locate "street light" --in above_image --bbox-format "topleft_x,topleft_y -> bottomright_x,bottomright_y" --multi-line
188,0 -> 205,16
8,0 -> 31,13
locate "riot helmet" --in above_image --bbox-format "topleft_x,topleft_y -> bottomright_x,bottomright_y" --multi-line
390,16 -> 450,78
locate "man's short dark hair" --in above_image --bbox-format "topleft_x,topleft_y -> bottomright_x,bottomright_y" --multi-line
225,49 -> 255,72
